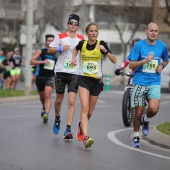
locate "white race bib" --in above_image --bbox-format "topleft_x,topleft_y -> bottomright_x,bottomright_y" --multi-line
83,61 -> 99,74
44,60 -> 55,70
64,59 -> 77,70
142,60 -> 158,73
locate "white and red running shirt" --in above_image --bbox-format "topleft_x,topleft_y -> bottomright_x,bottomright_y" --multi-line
49,32 -> 84,74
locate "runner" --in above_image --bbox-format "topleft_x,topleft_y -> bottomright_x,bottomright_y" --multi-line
30,34 -> 57,123
48,14 -> 84,139
10,48 -> 24,90
1,51 -> 13,89
71,23 -> 116,148
0,50 -> 6,88
128,22 -> 169,147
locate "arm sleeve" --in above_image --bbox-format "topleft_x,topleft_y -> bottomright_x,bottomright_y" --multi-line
100,41 -> 112,54
75,40 -> 84,51
119,59 -> 129,70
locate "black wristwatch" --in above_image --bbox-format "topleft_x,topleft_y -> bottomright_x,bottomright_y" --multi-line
104,50 -> 109,55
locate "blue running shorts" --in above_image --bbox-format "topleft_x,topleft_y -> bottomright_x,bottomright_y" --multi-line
130,84 -> 161,108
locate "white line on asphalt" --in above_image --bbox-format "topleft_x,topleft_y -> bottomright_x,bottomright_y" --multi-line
107,128 -> 170,160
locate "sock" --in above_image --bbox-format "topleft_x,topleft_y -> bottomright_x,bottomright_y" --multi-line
56,116 -> 60,120
133,132 -> 140,137
144,115 -> 150,122
67,125 -> 71,129
42,106 -> 45,111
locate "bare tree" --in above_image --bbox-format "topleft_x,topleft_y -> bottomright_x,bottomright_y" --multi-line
34,0 -> 72,46
164,0 -> 170,26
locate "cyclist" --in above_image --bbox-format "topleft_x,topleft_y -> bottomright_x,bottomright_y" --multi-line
115,38 -> 141,76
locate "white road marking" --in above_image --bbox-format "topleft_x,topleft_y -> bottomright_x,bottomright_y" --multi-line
107,128 -> 170,160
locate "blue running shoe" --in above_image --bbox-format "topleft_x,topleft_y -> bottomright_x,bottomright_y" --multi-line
53,119 -> 61,134
63,128 -> 73,139
42,113 -> 48,123
132,136 -> 140,148
141,114 -> 149,136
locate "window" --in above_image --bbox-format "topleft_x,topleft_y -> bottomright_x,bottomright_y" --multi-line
109,43 -> 122,55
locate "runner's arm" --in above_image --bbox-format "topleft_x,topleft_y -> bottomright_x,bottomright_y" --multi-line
30,49 -> 48,65
100,41 -> 116,63
129,53 -> 153,69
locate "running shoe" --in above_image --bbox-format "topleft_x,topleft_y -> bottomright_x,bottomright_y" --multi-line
83,136 -> 94,148
132,136 -> 140,148
53,119 -> 61,134
42,113 -> 48,123
141,114 -> 149,136
76,121 -> 83,141
63,128 -> 73,139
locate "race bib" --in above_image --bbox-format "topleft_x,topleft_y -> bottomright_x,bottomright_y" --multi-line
44,60 -> 55,70
83,61 -> 99,74
64,59 -> 77,70
142,60 -> 158,73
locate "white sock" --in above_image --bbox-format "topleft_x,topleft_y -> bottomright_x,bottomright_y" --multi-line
144,114 -> 150,122
133,132 -> 140,137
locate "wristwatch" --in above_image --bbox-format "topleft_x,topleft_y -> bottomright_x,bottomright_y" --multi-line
104,50 -> 109,55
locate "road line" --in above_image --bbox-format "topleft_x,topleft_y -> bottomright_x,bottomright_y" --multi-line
107,128 -> 170,160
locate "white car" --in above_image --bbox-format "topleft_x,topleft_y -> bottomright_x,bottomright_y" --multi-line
161,59 -> 170,92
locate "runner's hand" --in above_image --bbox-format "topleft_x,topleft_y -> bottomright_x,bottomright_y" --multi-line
71,59 -> 77,67
62,45 -> 70,51
146,53 -> 154,62
44,59 -> 50,64
115,68 -> 121,76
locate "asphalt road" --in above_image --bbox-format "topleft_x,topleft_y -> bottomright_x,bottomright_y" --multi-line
0,90 -> 170,170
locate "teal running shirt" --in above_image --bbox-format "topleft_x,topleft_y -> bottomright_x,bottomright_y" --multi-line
128,39 -> 169,86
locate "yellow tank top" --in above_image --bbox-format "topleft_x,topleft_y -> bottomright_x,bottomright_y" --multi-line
80,40 -> 104,77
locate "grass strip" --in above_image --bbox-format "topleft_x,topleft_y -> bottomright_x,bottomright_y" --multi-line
0,89 -> 38,97
156,122 -> 170,136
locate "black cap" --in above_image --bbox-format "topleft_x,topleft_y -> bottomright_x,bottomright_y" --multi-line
68,14 -> 80,26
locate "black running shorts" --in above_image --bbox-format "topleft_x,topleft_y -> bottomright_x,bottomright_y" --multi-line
36,76 -> 55,92
55,72 -> 78,94
77,75 -> 104,96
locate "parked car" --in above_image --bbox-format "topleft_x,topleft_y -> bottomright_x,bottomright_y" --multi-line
161,56 -> 170,92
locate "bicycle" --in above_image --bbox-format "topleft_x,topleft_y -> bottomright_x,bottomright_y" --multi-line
120,72 -> 134,127
120,72 -> 148,127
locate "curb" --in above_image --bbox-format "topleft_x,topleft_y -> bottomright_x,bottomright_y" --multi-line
0,95 -> 39,104
143,125 -> 170,149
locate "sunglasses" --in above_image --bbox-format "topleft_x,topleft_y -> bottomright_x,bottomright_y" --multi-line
69,21 -> 79,26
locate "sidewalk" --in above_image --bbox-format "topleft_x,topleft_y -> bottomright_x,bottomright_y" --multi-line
0,95 -> 39,104
143,126 -> 170,149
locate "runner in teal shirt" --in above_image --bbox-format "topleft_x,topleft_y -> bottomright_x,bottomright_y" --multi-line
128,39 -> 169,86
128,22 -> 169,148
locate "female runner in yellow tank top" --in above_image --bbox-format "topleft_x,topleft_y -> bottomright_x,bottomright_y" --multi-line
71,23 -> 116,148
